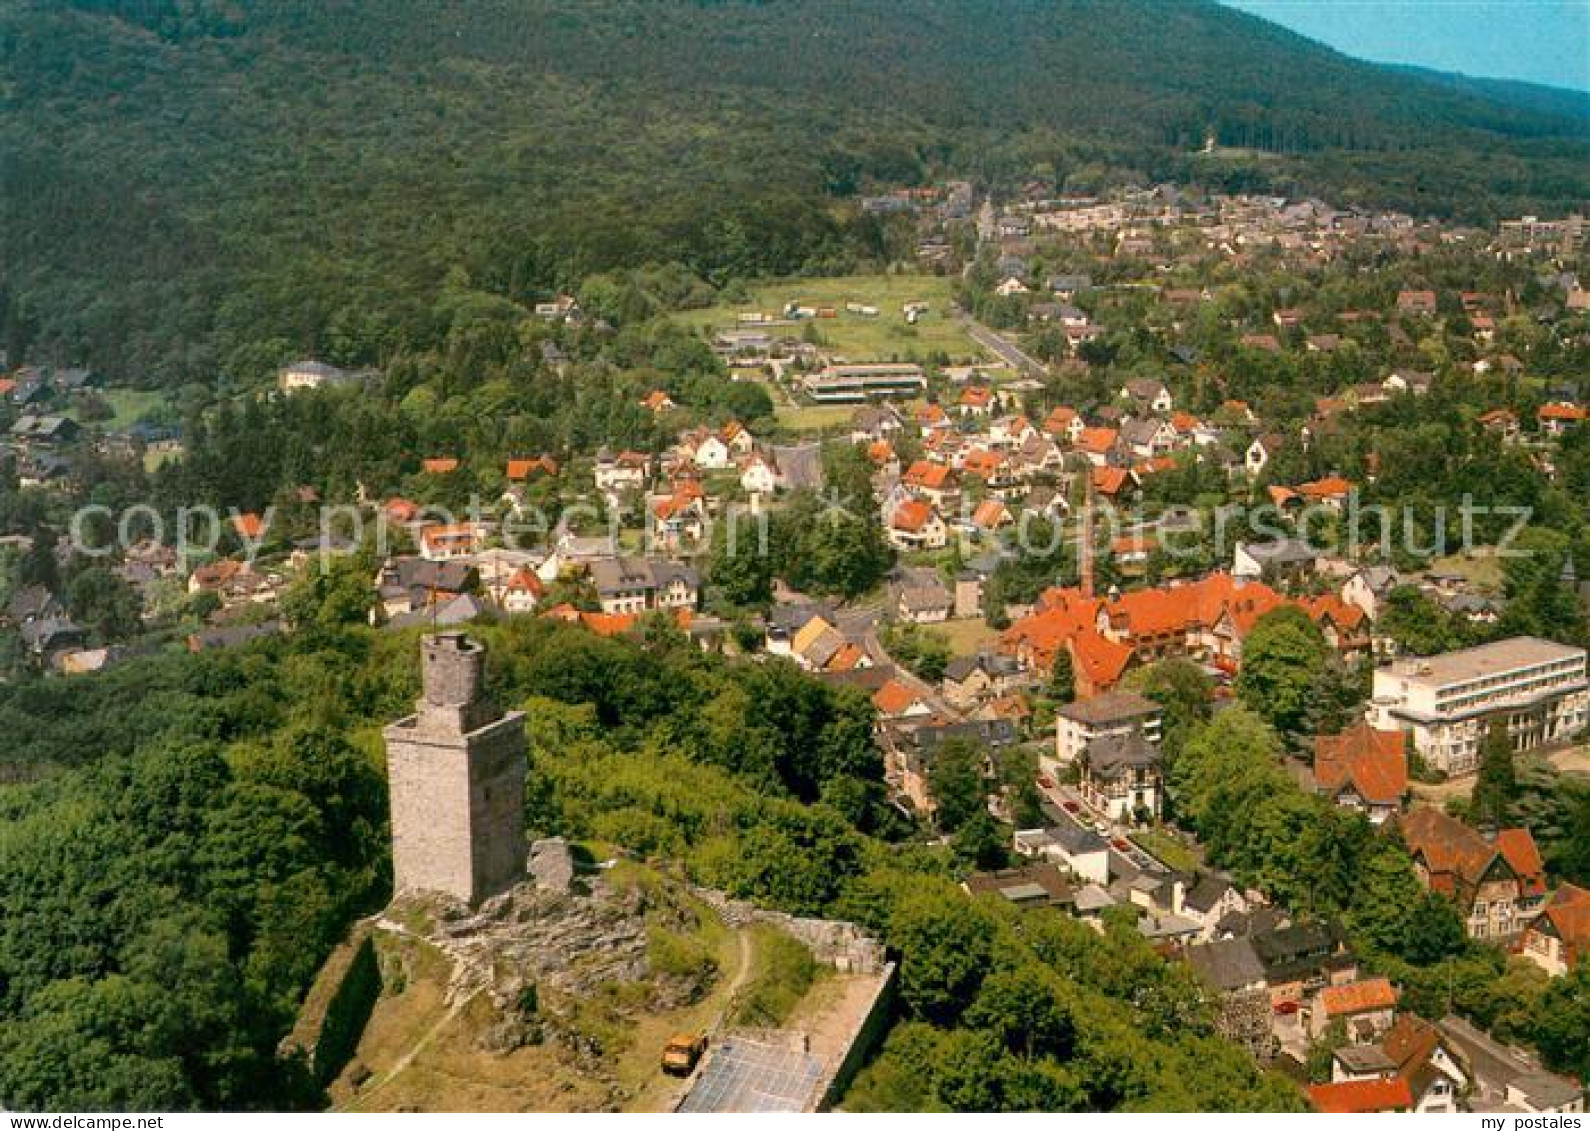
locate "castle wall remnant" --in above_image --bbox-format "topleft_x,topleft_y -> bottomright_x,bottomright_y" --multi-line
384,633 -> 526,905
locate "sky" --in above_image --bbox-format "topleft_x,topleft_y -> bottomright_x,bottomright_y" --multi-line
1222,0 -> 1590,91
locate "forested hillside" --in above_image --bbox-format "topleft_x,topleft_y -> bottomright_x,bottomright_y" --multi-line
2,0 -> 1588,387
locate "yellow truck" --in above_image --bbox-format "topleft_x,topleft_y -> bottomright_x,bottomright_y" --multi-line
661,1033 -> 708,1076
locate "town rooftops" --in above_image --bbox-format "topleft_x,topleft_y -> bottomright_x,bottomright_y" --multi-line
1057,688 -> 1160,726
1308,1077 -> 1413,1114
1183,936 -> 1266,993
1319,976 -> 1399,1017
1080,731 -> 1160,779
1040,820 -> 1109,857
963,862 -> 1075,909
1314,723 -> 1408,807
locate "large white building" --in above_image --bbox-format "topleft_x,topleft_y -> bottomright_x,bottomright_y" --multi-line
1368,637 -> 1589,776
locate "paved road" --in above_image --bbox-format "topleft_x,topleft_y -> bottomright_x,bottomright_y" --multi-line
1036,781 -> 1166,875
959,314 -> 1047,377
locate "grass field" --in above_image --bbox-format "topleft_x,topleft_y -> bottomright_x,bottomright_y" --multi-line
1131,828 -> 1203,874
1430,550 -> 1505,591
677,274 -> 990,363
63,386 -> 168,430
935,616 -> 1000,657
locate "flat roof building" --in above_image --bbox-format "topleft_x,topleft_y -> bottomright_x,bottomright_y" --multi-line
802,363 -> 927,403
1369,637 -> 1588,776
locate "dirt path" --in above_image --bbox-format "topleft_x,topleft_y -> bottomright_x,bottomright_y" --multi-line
345,987 -> 477,1110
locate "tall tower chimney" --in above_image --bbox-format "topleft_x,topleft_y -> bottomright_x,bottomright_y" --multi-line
383,633 -> 527,905
1078,468 -> 1096,600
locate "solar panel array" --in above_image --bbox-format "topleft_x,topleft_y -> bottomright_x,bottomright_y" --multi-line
676,1035 -> 826,1113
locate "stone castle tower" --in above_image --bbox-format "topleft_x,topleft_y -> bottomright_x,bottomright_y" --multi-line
383,633 -> 526,905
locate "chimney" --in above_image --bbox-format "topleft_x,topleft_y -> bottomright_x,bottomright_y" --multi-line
1079,470 -> 1096,600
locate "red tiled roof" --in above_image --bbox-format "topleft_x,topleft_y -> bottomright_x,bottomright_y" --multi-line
874,679 -> 920,716
422,458 -> 460,474
1092,466 -> 1133,496
1308,1078 -> 1412,1114
1319,977 -> 1399,1017
505,566 -> 544,596
1077,426 -> 1118,455
972,499 -> 1012,529
231,512 -> 265,540
1043,406 -> 1079,435
1315,723 -> 1407,806
1531,884 -> 1590,966
1539,402 -> 1587,422
385,497 -> 420,523
1299,475 -> 1353,500
506,455 -> 559,480
903,460 -> 954,490
891,499 -> 935,533
1496,828 -> 1547,897
962,449 -> 1004,478
1069,632 -> 1135,690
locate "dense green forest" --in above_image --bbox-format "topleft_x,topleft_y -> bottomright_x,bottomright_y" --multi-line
3,0 -> 1588,387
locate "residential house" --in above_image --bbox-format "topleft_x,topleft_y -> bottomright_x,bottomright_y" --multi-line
886,718 -> 1017,815
1396,289 -> 1438,316
501,566 -> 545,614
1252,919 -> 1358,1017
1054,689 -> 1163,766
873,678 -> 932,722
962,863 -> 1075,912
1313,723 -> 1409,824
1519,883 -> 1590,977
1234,539 -> 1318,585
739,452 -> 779,497
1384,369 -> 1434,396
1341,565 -> 1404,621
372,557 -> 476,622
418,523 -> 487,561
277,359 -> 364,392
1119,378 -> 1173,415
901,460 -> 959,510
888,499 -> 948,552
1397,807 -> 1547,941
1076,731 -> 1162,822
1381,1016 -> 1466,1113
897,581 -> 952,625
1438,1014 -> 1585,1113
589,557 -> 699,616
942,651 -> 1027,710
1313,977 -> 1399,1042
593,449 -> 652,495
1539,402 -> 1588,438
1014,821 -> 1110,885
1183,937 -> 1274,1059
1478,409 -> 1522,442
849,404 -> 904,443
1042,405 -> 1085,444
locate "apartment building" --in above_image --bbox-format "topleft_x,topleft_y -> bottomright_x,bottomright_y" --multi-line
1368,637 -> 1589,776
1053,689 -> 1163,767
